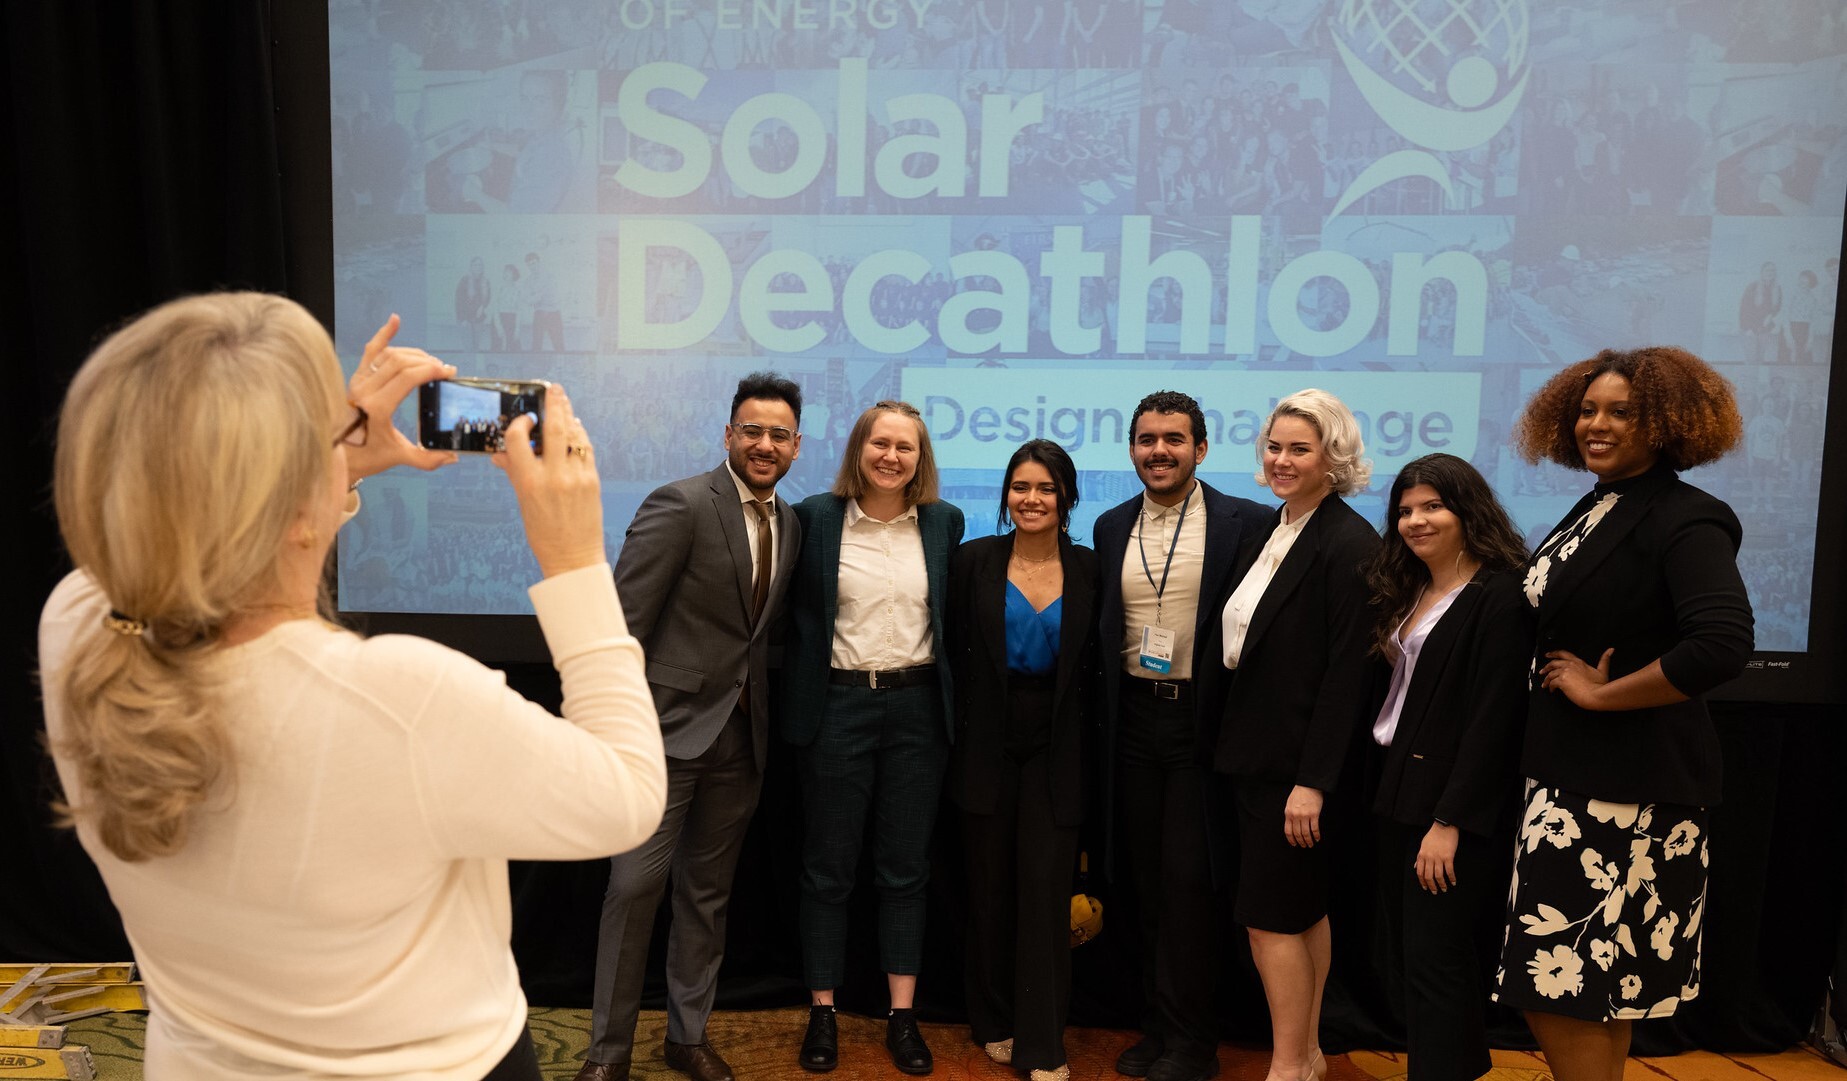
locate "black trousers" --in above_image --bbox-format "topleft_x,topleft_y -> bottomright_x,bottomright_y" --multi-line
1377,819 -> 1498,1081
1117,680 -> 1217,1064
963,676 -> 1080,1072
481,1023 -> 541,1081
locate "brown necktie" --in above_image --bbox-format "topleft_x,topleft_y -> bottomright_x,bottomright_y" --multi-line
740,500 -> 773,718
748,500 -> 773,625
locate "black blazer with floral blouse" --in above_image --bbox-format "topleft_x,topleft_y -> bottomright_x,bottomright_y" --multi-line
1520,463 -> 1753,808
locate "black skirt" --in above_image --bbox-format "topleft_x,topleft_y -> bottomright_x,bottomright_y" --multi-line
1492,780 -> 1709,1021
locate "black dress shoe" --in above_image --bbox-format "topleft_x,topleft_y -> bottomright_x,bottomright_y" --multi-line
1116,1034 -> 1165,1077
1146,1051 -> 1220,1081
571,1063 -> 630,1081
800,1005 -> 838,1072
886,1010 -> 934,1076
664,1040 -> 735,1081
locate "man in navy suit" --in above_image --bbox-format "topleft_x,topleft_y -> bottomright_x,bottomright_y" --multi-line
574,373 -> 804,1081
1092,391 -> 1268,1081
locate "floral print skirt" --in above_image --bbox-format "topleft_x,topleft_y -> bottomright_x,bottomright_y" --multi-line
1492,780 -> 1708,1021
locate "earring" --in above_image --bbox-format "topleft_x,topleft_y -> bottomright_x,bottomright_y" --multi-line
298,527 -> 318,550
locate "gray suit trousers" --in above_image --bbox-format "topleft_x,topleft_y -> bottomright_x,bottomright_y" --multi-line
587,709 -> 763,1064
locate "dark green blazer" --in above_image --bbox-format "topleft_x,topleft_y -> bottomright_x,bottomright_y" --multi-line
778,493 -> 965,747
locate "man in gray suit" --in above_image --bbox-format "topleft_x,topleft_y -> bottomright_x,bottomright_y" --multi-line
573,373 -> 804,1081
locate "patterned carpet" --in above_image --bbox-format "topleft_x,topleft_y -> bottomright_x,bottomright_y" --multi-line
49,1008 -> 1845,1081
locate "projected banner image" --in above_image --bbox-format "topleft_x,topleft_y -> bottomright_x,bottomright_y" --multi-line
328,0 -> 1845,655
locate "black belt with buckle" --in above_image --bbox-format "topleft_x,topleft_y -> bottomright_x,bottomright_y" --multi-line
829,664 -> 937,690
1128,677 -> 1191,701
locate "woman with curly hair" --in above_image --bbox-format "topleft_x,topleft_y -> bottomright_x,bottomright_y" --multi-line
1364,454 -> 1530,1081
1493,347 -> 1753,1081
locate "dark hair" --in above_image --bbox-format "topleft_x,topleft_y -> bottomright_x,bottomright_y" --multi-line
1130,390 -> 1207,444
1514,346 -> 1742,471
732,371 -> 802,426
502,263 -> 520,281
1365,454 -> 1528,657
997,439 -> 1079,533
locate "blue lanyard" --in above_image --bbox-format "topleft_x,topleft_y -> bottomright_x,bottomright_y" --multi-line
1136,483 -> 1193,619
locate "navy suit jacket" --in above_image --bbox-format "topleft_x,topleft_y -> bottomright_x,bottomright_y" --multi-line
778,494 -> 965,746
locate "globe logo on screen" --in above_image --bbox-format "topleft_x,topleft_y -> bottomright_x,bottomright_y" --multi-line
1328,0 -> 1529,218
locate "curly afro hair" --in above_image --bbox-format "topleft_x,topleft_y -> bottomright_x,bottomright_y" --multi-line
1514,346 -> 1743,471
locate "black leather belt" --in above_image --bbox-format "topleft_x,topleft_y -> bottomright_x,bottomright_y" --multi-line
1126,677 -> 1191,701
829,664 -> 937,690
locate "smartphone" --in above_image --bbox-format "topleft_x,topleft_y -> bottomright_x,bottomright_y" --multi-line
418,377 -> 550,455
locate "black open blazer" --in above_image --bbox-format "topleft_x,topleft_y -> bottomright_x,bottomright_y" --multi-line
1213,493 -> 1379,791
946,533 -> 1101,828
1370,567 -> 1530,838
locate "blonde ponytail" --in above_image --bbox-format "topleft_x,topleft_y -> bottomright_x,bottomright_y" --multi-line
50,293 -> 344,861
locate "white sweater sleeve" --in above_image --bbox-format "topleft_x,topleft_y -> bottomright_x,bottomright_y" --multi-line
402,563 -> 667,861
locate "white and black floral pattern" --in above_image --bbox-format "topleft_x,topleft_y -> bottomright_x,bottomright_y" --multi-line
1524,492 -> 1620,608
1492,780 -> 1709,1021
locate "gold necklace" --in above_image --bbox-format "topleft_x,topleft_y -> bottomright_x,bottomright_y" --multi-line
1010,546 -> 1057,581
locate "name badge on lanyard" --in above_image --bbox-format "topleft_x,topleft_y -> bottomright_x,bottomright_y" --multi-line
1139,625 -> 1177,673
1135,486 -> 1192,675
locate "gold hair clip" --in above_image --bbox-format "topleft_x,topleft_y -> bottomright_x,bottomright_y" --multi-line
103,610 -> 147,637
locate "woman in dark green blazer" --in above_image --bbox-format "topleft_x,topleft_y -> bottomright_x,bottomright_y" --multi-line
779,400 -> 964,1077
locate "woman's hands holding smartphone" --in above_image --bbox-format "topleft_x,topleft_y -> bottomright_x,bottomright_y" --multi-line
496,383 -> 605,578
345,314 -> 460,482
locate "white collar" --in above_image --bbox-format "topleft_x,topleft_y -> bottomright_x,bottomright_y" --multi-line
846,498 -> 919,527
1140,481 -> 1198,520
724,461 -> 774,507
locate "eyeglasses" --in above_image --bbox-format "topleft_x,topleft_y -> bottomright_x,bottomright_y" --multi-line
334,404 -> 368,448
730,423 -> 796,446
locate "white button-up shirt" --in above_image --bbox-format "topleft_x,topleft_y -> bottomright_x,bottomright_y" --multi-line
1120,483 -> 1207,680
1221,505 -> 1314,669
724,461 -> 778,590
831,500 -> 934,670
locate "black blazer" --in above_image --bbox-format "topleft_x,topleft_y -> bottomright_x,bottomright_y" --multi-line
1370,567 -> 1530,838
1522,465 -> 1752,807
1213,494 -> 1379,791
946,533 -> 1101,828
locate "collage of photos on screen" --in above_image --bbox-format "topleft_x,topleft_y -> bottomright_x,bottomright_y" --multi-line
1137,67 -> 1329,227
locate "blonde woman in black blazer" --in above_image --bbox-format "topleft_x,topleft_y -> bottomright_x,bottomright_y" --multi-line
1495,348 -> 1751,1081
947,439 -> 1100,1081
1364,454 -> 1531,1081
1214,389 -> 1379,1081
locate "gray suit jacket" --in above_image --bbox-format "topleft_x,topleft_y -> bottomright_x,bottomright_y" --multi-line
614,462 -> 800,770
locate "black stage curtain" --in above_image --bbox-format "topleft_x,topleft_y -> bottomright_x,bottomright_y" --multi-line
3,3 -> 1842,1059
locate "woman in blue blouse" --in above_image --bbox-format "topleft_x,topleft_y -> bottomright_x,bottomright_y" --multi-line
947,440 -> 1101,1081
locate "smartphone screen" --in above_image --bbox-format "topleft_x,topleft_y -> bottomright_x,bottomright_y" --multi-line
418,377 -> 549,454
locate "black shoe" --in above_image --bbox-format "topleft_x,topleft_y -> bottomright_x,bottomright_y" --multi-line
1116,1034 -> 1165,1077
1146,1051 -> 1220,1081
885,1010 -> 934,1076
800,1006 -> 838,1073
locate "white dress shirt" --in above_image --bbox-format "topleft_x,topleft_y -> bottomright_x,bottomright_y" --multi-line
1120,483 -> 1207,680
724,461 -> 779,589
1221,505 -> 1315,669
831,499 -> 934,670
